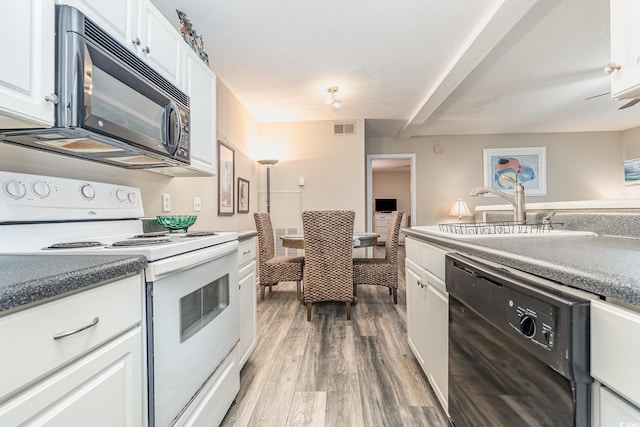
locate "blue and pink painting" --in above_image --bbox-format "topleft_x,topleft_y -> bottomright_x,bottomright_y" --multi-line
489,154 -> 539,190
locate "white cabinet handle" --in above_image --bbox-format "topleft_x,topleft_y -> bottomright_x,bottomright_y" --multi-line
417,279 -> 424,289
132,38 -> 141,46
605,63 -> 621,74
142,46 -> 151,55
53,317 -> 99,340
44,93 -> 59,104
242,250 -> 251,255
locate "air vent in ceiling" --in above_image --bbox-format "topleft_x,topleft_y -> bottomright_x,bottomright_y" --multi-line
333,122 -> 356,136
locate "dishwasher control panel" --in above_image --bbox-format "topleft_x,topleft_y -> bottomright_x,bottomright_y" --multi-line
505,289 -> 556,351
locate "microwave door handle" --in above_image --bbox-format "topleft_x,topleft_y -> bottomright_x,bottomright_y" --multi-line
162,101 -> 181,155
82,44 -> 93,121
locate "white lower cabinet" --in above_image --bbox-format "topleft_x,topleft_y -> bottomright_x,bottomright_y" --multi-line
405,237 -> 448,414
0,274 -> 144,426
0,327 -> 142,426
591,299 -> 640,425
238,237 -> 257,368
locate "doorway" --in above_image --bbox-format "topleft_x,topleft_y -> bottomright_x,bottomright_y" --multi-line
366,154 -> 416,245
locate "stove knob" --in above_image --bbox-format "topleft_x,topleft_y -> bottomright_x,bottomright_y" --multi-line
115,189 -> 127,202
4,180 -> 27,199
31,180 -> 51,198
80,184 -> 95,200
520,315 -> 536,338
127,191 -> 137,204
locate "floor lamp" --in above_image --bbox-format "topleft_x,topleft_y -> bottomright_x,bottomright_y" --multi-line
257,159 -> 279,213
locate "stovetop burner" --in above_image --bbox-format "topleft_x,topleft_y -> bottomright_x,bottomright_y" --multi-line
46,241 -> 105,249
131,232 -> 169,238
110,239 -> 173,247
182,231 -> 218,237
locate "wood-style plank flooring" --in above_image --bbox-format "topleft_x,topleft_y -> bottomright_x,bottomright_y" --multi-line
221,247 -> 448,426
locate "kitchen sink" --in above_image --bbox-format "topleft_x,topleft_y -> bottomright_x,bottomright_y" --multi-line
412,224 -> 597,239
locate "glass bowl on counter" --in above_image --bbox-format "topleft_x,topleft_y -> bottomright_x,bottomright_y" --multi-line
156,215 -> 198,233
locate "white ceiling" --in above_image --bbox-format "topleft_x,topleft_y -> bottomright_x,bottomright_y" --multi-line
151,0 -> 640,138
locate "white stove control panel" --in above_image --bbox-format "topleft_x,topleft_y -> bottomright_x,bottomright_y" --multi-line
0,171 -> 144,223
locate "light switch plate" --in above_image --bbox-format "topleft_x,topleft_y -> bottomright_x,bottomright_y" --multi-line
193,196 -> 202,212
162,193 -> 171,212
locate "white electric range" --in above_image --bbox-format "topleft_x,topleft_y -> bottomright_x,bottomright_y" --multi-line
0,171 -> 240,426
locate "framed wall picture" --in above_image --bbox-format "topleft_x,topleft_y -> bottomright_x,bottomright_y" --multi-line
237,177 -> 250,213
218,141 -> 235,215
483,147 -> 546,196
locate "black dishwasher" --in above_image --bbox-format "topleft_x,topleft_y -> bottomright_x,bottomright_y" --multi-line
445,253 -> 596,427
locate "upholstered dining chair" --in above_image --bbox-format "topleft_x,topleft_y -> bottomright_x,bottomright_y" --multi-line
353,211 -> 404,304
254,212 -> 304,300
302,210 -> 355,321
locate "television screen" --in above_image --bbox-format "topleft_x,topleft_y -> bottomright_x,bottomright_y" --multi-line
375,198 -> 397,212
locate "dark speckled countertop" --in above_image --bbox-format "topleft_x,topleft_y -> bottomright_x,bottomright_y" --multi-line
403,228 -> 640,308
0,254 -> 147,316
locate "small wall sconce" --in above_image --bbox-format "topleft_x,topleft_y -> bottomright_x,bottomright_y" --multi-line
298,176 -> 305,186
449,198 -> 472,221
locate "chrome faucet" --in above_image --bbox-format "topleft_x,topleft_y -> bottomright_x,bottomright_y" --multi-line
469,182 -> 527,223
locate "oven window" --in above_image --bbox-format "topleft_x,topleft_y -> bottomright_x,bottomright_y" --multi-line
180,274 -> 230,342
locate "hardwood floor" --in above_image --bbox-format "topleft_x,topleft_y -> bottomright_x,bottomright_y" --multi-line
221,247 -> 449,426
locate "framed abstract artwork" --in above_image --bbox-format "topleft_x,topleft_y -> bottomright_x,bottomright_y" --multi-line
218,141 -> 235,215
483,147 -> 546,196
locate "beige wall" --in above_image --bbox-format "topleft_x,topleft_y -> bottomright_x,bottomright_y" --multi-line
0,79 -> 260,232
372,171 -> 411,214
366,131 -> 625,226
257,120 -> 366,231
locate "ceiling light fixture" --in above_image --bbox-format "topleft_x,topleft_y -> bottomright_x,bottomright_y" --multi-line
327,86 -> 341,109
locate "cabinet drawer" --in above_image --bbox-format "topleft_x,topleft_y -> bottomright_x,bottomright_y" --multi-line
0,274 -> 142,400
591,300 -> 640,407
406,237 -> 448,281
238,237 -> 256,267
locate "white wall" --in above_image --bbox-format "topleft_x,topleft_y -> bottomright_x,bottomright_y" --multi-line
366,131 -> 625,226
0,79 -> 260,232
257,120 -> 366,232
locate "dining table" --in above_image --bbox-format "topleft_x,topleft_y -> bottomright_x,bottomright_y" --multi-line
280,232 -> 380,249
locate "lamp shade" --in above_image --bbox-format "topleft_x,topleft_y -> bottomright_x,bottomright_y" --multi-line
449,198 -> 472,220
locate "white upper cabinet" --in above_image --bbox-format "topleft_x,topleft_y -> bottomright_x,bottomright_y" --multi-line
138,1 -> 185,88
60,0 -> 138,51
0,0 -> 55,128
609,0 -> 640,99
60,0 -> 185,89
184,48 -> 217,175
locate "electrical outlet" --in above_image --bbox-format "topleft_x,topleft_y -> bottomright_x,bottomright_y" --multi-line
193,196 -> 202,212
162,193 -> 171,212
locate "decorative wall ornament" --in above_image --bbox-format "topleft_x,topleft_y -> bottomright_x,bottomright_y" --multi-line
177,10 -> 209,65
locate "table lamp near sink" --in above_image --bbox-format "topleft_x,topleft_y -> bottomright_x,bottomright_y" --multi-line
449,199 -> 472,221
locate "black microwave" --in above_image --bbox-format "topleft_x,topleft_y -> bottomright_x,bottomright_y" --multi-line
0,6 -> 190,169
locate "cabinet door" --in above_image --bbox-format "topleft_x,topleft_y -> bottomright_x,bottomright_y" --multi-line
0,0 -> 55,127
60,0 -> 139,53
238,260 -> 257,368
138,0 -> 184,88
425,280 -> 449,414
405,258 -> 427,368
185,49 -> 217,175
610,0 -> 640,98
0,328 -> 143,426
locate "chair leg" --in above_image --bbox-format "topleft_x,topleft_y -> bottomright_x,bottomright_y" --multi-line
346,301 -> 351,320
260,284 -> 265,300
389,287 -> 392,295
307,302 -> 312,321
296,281 -> 301,301
269,283 -> 273,293
353,283 -> 358,296
393,288 -> 398,304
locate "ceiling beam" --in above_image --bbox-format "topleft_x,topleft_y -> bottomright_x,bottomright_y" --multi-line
397,0 -> 560,138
